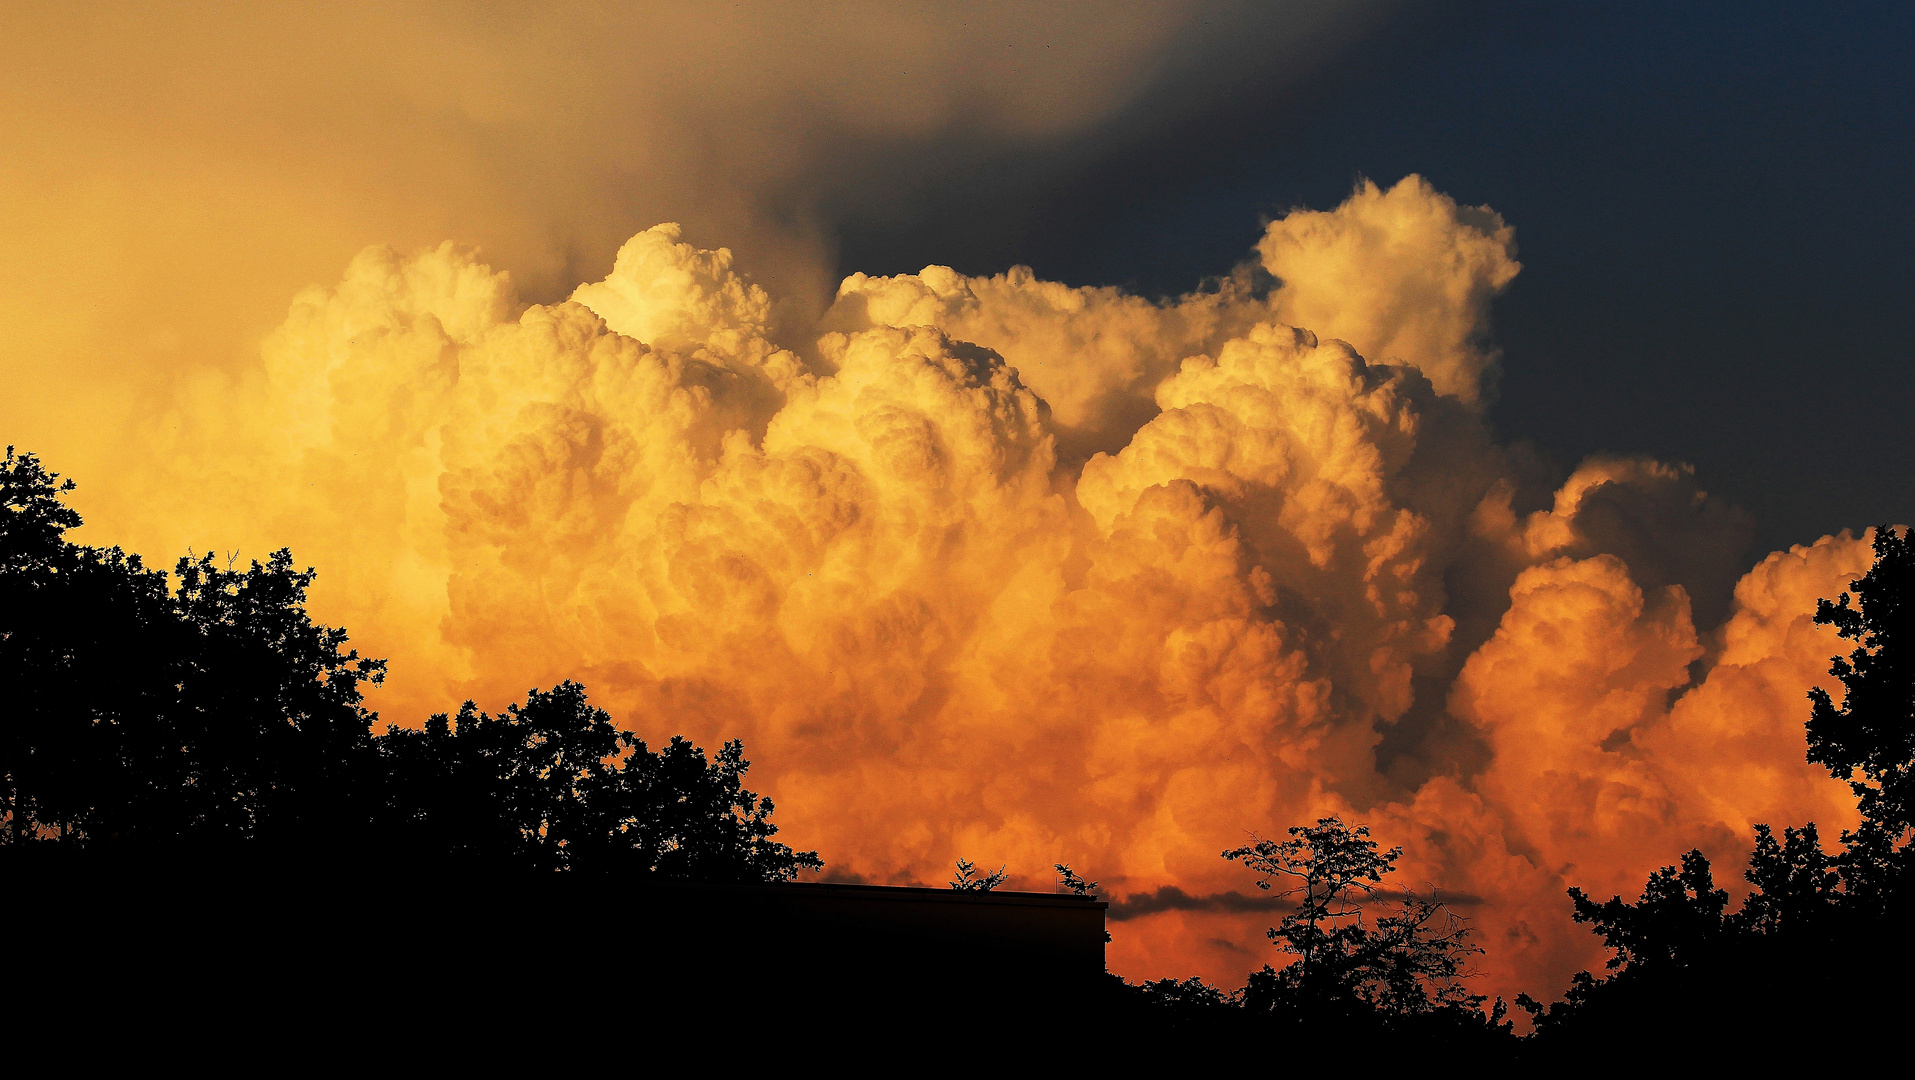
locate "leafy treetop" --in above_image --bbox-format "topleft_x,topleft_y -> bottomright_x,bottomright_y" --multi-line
1810,525 -> 1915,837
377,681 -> 823,881
1,446 -> 83,576
1567,849 -> 1728,974
950,858 -> 1008,891
2,449 -> 818,885
1054,863 -> 1098,896
1226,816 -> 1486,1018
1225,817 -> 1401,979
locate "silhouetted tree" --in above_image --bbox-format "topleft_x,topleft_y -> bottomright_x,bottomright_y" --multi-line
4,450 -> 816,886
1225,817 -> 1489,1023
4,448 -> 385,848
1809,525 -> 1915,837
1735,822 -> 1840,935
1520,529 -> 1915,1052
1511,834 -> 1908,1055
1516,850 -> 1731,1037
1054,863 -> 1098,896
950,858 -> 1007,891
1521,610 -> 1915,1045
1227,818 -> 1398,996
0,446 -> 79,572
1357,894 -> 1491,1017
1569,849 -> 1728,974
377,681 -> 821,881
2,446 -> 95,841
1133,975 -> 1239,1019
155,549 -> 387,846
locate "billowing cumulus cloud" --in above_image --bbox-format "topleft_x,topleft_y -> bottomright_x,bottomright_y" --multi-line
108,175 -> 1873,1007
1258,175 -> 1520,404
0,1 -> 1392,519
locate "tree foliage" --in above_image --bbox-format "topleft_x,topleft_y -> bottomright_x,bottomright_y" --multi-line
1523,531 -> 1915,1048
950,858 -> 1008,891
3,447 -> 386,846
1808,525 -> 1915,836
0,446 -> 80,573
1225,816 -> 1487,1020
1737,822 -> 1840,935
377,682 -> 821,880
1054,863 -> 1098,896
0,449 -> 817,885
1133,975 -> 1239,1015
1568,849 -> 1728,974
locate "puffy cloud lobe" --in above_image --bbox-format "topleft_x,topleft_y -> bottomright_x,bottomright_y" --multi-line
1641,534 -> 1871,843
1491,456 -> 1755,629
1078,323 -> 1453,730
1454,555 -> 1703,891
1260,175 -> 1519,403
574,225 -> 776,362
136,177 -> 1868,1004
826,263 -> 1278,462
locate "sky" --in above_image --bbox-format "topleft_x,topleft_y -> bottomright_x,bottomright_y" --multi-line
3,1 -> 1910,1005
833,0 -> 1915,559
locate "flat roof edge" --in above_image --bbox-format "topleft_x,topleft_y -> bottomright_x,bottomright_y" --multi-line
626,877 -> 1109,909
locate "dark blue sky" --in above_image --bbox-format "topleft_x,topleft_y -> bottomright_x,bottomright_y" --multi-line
836,1 -> 1915,557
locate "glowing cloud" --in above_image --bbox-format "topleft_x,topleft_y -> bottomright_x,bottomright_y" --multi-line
100,176 -> 1870,1004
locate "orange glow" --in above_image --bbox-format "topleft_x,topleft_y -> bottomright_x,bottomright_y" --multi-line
0,9 -> 1868,1003
28,181 -> 1855,1005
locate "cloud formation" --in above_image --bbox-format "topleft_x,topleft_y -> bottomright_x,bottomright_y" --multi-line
0,1 -> 1390,513
108,175 -> 1871,1005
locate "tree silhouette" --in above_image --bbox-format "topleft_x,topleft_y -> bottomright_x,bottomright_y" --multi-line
1132,975 -> 1239,1018
1226,818 -> 1399,990
5,448 -> 384,848
1520,529 -> 1915,1049
1736,822 -> 1840,935
3,446 -> 91,841
0,446 -> 79,573
950,858 -> 1008,891
1571,849 -> 1728,974
2,449 -> 817,886
1516,850 -> 1730,1036
2,546 -> 386,849
159,549 -> 388,845
1225,817 -> 1486,1020
1809,525 -> 1915,838
1054,863 -> 1098,896
376,681 -> 820,880
1356,893 -> 1489,1016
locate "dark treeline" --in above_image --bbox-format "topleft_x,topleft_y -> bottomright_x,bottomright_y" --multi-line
1112,525 -> 1915,1061
1509,524 -> 1915,1053
0,447 -> 817,880
6,445 -> 1913,1055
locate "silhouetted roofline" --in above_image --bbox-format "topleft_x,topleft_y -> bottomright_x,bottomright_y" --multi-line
626,876 -> 1108,910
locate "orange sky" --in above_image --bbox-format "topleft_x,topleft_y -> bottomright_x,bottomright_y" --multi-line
0,4 -> 1871,1006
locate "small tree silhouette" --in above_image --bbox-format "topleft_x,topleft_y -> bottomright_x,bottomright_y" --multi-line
0,446 -> 80,573
1226,816 -> 1484,1017
1054,863 -> 1098,896
1735,823 -> 1840,935
3,446 -> 388,848
950,858 -> 1008,891
1225,817 -> 1399,989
